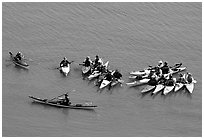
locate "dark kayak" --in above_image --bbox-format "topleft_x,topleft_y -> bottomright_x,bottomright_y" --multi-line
29,96 -> 97,110
9,51 -> 29,69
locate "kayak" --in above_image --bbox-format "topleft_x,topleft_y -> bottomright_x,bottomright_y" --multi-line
88,61 -> 109,80
9,51 -> 29,69
99,79 -> 111,89
174,83 -> 184,92
111,79 -> 124,87
82,66 -> 91,74
141,85 -> 155,93
152,84 -> 165,95
130,63 -> 183,76
185,79 -> 197,94
29,96 -> 97,110
163,85 -> 175,95
59,65 -> 70,76
88,71 -> 101,80
126,78 -> 150,87
170,67 -> 186,74
130,69 -> 151,76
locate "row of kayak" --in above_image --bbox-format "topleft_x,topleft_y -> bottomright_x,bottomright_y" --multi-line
141,78 -> 197,96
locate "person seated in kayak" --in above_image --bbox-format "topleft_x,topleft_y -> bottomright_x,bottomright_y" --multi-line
15,52 -> 24,61
104,71 -> 113,81
60,57 -> 71,67
93,55 -> 102,69
60,94 -> 71,106
161,61 -> 169,74
157,60 -> 164,68
112,69 -> 122,80
185,72 -> 193,83
176,73 -> 186,84
148,75 -> 158,86
165,74 -> 175,86
154,66 -> 162,76
83,56 -> 92,67
148,69 -> 155,78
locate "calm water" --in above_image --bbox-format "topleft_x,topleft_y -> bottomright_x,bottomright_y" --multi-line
2,2 -> 202,137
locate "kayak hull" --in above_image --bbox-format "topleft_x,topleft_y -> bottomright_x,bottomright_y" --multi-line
141,85 -> 155,93
99,79 -> 111,89
174,83 -> 184,92
185,83 -> 194,94
163,86 -> 175,95
152,84 -> 165,95
111,79 -> 124,87
60,65 -> 70,76
126,78 -> 150,87
29,96 -> 97,110
82,66 -> 91,74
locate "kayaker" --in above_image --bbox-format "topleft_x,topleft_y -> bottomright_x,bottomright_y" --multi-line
112,69 -> 122,80
15,52 -> 24,61
104,71 -> 113,81
185,72 -> 193,83
161,61 -> 169,74
148,75 -> 158,86
61,93 -> 71,106
165,74 -> 175,86
157,60 -> 164,68
83,56 -> 92,67
176,73 -> 186,84
60,57 -> 71,67
93,55 -> 102,69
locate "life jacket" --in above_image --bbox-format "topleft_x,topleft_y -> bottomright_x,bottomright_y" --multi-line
161,65 -> 169,74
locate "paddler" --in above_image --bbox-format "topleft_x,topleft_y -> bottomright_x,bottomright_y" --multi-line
157,60 -> 164,68
61,93 -> 71,106
15,52 -> 24,61
93,55 -> 102,69
176,73 -> 186,84
165,74 -> 175,86
83,56 -> 92,67
60,57 -> 71,67
185,72 -> 193,83
147,74 -> 158,86
161,61 -> 170,74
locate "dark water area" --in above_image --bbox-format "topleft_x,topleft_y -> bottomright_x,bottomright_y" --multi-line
2,2 -> 202,137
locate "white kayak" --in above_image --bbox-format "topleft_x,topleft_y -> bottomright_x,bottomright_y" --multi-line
174,83 -> 184,92
88,71 -> 101,80
163,85 -> 175,95
82,66 -> 91,74
141,85 -> 155,93
99,79 -> 111,89
60,65 -> 70,76
152,84 -> 165,95
130,69 -> 151,76
126,78 -> 150,87
185,79 -> 197,94
111,79 -> 124,87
